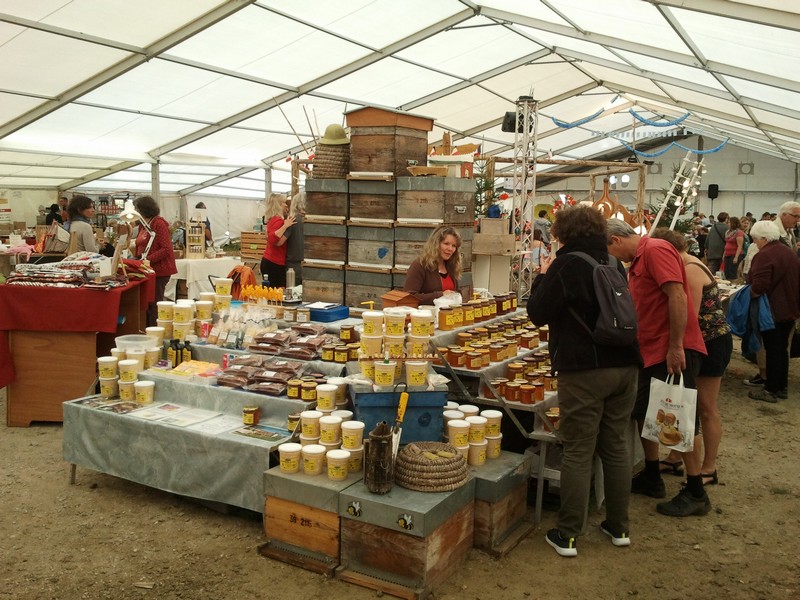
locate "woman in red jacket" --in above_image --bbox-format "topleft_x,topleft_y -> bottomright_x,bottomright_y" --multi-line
403,226 -> 463,304
260,193 -> 296,288
133,195 -> 177,326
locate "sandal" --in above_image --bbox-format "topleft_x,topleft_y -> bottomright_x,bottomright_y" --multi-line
658,459 -> 684,477
701,471 -> 718,486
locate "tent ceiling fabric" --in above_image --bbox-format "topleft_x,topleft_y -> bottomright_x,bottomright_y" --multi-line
1,0 -> 799,197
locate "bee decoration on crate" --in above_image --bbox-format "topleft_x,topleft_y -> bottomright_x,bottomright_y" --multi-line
397,513 -> 414,531
347,501 -> 362,517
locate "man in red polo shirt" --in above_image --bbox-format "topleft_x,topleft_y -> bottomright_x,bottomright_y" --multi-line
607,219 -> 710,517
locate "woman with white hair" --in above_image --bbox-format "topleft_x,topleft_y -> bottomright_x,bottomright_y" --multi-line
746,219 -> 800,403
260,193 -> 296,288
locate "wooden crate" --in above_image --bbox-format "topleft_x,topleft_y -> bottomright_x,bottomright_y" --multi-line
396,177 -> 475,225
478,217 -> 510,235
345,267 -> 392,310
302,263 -> 344,304
259,496 -> 341,576
345,107 -> 433,176
348,180 -> 396,222
347,223 -> 394,270
393,223 -> 474,272
305,179 -> 348,220
240,231 -> 266,262
337,480 -> 474,599
304,220 -> 346,264
474,483 -> 532,557
472,233 -> 518,256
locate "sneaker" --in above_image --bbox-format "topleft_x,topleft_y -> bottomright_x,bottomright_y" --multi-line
743,374 -> 766,387
545,528 -> 577,557
630,471 -> 666,499
600,521 -> 631,547
748,388 -> 778,403
776,389 -> 788,400
656,488 -> 711,517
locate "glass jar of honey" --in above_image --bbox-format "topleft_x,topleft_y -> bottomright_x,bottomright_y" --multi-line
321,344 -> 335,362
463,303 -> 475,326
533,382 -> 545,402
452,304 -> 463,328
334,345 -> 349,364
456,332 -> 473,348
504,381 -> 521,402
506,361 -> 525,381
477,348 -> 491,367
519,384 -> 535,405
287,379 -> 303,399
544,373 -> 558,391
340,324 -> 356,342
448,348 -> 466,368
466,351 -> 482,370
438,306 -> 454,331
300,381 -> 318,401
489,344 -> 504,363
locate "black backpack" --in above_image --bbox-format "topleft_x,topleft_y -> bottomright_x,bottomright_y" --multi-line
567,252 -> 638,346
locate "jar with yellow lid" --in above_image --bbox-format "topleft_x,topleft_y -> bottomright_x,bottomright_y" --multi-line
438,306 -> 454,331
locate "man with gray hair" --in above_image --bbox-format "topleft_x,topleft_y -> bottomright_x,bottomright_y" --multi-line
776,201 -> 800,252
606,219 -> 711,517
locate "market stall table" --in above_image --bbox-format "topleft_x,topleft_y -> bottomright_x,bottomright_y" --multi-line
164,256 -> 242,301
0,275 -> 155,426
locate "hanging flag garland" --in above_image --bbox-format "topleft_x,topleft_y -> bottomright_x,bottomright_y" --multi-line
628,109 -> 690,127
618,138 -> 729,157
551,108 -> 605,129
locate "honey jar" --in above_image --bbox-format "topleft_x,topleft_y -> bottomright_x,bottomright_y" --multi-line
504,381 -> 521,402
242,405 -> 261,425
506,361 -> 525,381
533,382 -> 545,402
347,342 -> 360,361
544,373 -> 558,391
456,332 -> 473,348
451,304 -> 463,328
287,379 -> 303,399
334,345 -> 349,364
519,384 -> 535,405
448,348 -> 466,368
463,303 -> 475,326
340,324 -> 356,342
466,351 -> 482,370
489,378 -> 508,398
539,325 -> 550,342
438,306 -> 454,331
301,381 -> 318,401
296,307 -> 311,322
489,344 -> 504,363
321,344 -> 335,362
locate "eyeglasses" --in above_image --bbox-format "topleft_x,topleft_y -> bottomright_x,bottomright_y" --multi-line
791,213 -> 800,219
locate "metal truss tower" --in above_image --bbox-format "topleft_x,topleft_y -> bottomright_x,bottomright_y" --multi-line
510,96 -> 538,300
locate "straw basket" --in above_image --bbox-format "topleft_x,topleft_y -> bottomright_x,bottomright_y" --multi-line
312,144 -> 350,179
394,442 -> 468,493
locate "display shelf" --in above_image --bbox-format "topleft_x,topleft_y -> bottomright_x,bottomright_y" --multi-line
185,222 -> 206,259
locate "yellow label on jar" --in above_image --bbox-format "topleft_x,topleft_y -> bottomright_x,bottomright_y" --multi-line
301,422 -> 319,437
301,387 -> 317,401
280,457 -> 299,473
465,306 -> 474,322
342,433 -> 361,449
321,348 -> 334,361
411,322 -> 430,336
502,299 -> 510,312
482,305 -> 491,317
119,384 -> 134,402
119,370 -> 137,383
375,369 -> 394,385
328,464 -> 347,480
452,431 -> 468,446
303,457 -> 321,475
385,321 -> 404,335
486,423 -> 500,437
320,429 -> 338,443
408,369 -> 427,386
488,442 -> 501,459
446,314 -> 454,326
363,322 -> 376,335
341,329 -> 350,340
347,455 -> 363,472
469,429 -> 486,443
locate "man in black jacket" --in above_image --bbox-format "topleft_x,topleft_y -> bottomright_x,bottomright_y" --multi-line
528,206 -> 642,557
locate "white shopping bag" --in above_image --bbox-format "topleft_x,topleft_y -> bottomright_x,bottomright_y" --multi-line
642,375 -> 697,453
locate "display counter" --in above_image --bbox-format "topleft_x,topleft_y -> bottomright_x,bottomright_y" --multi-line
63,371 -> 306,513
0,276 -> 155,426
165,256 -> 242,301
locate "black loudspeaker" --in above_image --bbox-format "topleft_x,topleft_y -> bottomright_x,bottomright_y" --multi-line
501,111 -> 517,132
708,184 -> 719,199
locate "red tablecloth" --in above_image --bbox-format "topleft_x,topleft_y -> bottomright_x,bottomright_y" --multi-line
0,275 -> 155,387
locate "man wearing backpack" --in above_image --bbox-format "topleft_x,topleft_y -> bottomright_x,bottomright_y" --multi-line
528,207 -> 642,557
606,219 -> 711,518
704,212 -> 729,274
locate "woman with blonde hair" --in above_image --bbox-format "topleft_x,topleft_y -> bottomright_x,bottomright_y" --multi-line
403,225 -> 463,304
285,191 -> 306,284
260,193 -> 296,287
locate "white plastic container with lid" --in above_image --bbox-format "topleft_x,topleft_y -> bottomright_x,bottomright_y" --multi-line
480,409 -> 503,437
326,449 -> 351,481
465,415 -> 488,443
361,310 -> 384,335
302,444 -> 326,475
447,419 -> 470,447
279,442 -> 302,474
458,404 -> 480,417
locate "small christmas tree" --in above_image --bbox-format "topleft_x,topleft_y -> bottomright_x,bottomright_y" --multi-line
648,162 -> 699,233
473,159 -> 499,220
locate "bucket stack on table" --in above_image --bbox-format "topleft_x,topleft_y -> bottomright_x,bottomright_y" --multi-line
302,106 -> 475,308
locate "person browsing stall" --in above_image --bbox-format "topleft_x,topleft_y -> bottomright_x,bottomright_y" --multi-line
403,226 -> 463,304
260,193 -> 296,288
528,206 -> 641,557
133,195 -> 177,327
64,195 -> 98,253
45,204 -> 63,226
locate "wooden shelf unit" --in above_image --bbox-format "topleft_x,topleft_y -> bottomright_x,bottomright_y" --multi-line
185,221 -> 206,259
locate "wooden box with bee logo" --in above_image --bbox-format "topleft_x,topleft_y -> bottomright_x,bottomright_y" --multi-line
259,466 -> 361,576
336,479 -> 475,599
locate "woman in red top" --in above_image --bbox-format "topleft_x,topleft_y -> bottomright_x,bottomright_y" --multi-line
133,195 -> 177,326
403,226 -> 462,304
722,216 -> 744,280
260,193 -> 296,288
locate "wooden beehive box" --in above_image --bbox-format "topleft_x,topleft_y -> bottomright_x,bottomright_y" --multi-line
305,178 -> 348,221
478,217 -> 510,235
472,233 -> 518,256
347,222 -> 394,270
303,220 -> 346,265
240,231 -> 266,262
345,267 -> 392,310
345,107 -> 433,176
259,466 -> 361,576
302,263 -> 345,304
337,479 -> 475,599
396,176 -> 475,226
471,451 -> 534,557
348,179 -> 396,223
381,289 -> 418,309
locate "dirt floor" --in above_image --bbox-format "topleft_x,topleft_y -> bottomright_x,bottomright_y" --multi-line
2,346 -> 798,600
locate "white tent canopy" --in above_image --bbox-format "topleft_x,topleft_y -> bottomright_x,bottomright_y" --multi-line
1,0 -> 799,198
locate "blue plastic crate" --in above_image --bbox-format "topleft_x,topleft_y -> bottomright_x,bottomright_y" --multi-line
350,386 -> 447,443
308,304 -> 350,322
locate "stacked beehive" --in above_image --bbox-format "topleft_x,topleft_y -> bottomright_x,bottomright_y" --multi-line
303,107 -> 474,307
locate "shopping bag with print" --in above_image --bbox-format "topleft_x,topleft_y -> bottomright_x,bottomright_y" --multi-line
642,375 -> 697,452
